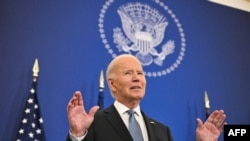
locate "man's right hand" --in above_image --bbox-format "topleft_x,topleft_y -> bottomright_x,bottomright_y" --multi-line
67,91 -> 99,137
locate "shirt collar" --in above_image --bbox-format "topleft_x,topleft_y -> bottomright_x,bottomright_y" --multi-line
114,100 -> 141,116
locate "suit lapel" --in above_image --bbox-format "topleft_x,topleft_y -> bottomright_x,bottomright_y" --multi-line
103,105 -> 133,141
142,111 -> 157,141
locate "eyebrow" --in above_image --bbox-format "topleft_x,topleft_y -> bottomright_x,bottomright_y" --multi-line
123,70 -> 144,73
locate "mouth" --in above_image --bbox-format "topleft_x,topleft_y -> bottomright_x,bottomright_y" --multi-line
130,86 -> 141,89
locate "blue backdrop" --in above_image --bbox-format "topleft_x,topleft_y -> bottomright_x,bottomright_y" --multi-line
0,0 -> 250,141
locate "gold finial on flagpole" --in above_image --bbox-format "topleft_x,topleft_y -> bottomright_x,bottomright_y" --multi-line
204,90 -> 210,119
204,90 -> 210,109
99,70 -> 104,90
32,58 -> 39,77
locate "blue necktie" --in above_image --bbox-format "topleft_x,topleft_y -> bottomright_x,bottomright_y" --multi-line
127,110 -> 144,141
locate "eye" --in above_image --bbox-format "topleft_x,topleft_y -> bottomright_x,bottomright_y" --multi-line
124,71 -> 132,75
137,72 -> 144,75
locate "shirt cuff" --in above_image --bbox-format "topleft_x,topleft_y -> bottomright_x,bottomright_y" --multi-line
69,130 -> 87,141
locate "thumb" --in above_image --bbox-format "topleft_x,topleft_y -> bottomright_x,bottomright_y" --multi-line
196,118 -> 203,128
89,106 -> 100,117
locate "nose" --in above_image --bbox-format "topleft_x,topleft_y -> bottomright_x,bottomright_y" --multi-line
132,73 -> 140,82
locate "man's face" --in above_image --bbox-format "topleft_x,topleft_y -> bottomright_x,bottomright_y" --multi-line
109,57 -> 146,103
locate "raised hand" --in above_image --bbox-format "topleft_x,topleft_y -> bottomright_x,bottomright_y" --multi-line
67,91 -> 99,137
196,110 -> 226,141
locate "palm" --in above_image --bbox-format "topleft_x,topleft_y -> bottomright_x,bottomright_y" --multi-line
68,105 -> 94,132
196,121 -> 220,141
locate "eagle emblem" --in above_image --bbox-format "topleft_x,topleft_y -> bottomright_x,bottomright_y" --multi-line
113,2 -> 175,66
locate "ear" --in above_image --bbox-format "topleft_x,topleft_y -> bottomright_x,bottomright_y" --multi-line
107,78 -> 116,91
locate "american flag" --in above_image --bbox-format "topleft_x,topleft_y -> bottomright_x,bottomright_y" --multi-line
16,77 -> 46,141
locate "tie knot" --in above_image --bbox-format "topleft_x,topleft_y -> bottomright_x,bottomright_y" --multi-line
127,110 -> 136,116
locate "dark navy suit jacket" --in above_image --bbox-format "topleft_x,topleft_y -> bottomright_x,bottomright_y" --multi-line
67,105 -> 173,141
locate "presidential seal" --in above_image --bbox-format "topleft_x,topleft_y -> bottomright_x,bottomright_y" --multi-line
98,0 -> 186,77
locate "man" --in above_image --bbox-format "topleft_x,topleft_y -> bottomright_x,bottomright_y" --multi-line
66,54 -> 226,141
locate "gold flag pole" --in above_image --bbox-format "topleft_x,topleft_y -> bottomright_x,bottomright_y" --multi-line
204,90 -> 210,119
99,70 -> 104,91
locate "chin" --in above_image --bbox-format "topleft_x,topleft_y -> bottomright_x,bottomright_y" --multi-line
135,94 -> 145,100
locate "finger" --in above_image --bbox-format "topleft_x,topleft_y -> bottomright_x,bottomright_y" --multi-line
213,110 -> 225,126
67,95 -> 76,112
89,106 -> 100,117
77,91 -> 84,106
67,91 -> 82,112
219,116 -> 226,127
206,110 -> 219,123
67,102 -> 73,112
218,122 -> 227,133
73,91 -> 81,106
217,112 -> 226,125
216,121 -> 227,133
